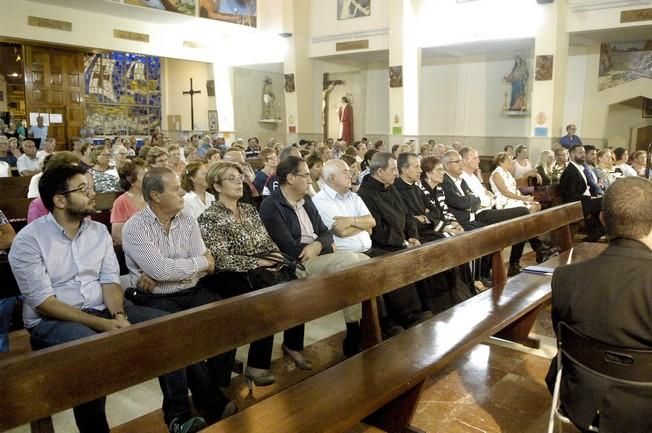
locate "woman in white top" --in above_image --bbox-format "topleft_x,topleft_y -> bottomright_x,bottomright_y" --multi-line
490,152 -> 541,212
181,161 -> 215,219
511,145 -> 541,185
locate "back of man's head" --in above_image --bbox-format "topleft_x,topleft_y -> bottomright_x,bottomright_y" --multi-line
369,152 -> 396,174
279,146 -> 301,161
602,177 -> 652,241
142,166 -> 174,204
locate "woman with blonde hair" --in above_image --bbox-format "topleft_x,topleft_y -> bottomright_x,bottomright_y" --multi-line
535,149 -> 555,186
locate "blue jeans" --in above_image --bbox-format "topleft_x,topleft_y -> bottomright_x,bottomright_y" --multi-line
0,296 -> 17,352
29,301 -> 192,432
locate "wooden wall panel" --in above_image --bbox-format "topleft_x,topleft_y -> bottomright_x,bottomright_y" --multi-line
24,46 -> 85,150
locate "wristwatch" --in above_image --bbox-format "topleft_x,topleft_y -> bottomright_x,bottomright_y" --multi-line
112,311 -> 127,320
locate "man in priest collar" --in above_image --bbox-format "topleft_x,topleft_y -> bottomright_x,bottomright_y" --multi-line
9,165 -> 210,433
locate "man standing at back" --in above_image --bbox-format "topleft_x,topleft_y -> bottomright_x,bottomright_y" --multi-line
547,177 -> 652,433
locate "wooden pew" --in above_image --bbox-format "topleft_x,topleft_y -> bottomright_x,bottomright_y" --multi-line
0,175 -> 32,200
204,243 -> 605,433
0,202 -> 586,433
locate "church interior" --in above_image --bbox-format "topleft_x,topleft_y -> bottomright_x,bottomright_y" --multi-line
1,0 -> 652,432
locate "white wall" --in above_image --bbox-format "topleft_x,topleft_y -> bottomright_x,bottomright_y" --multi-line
233,67 -> 286,145
365,63 -> 389,135
419,53 -> 532,139
161,58 -> 212,131
605,98 -> 652,148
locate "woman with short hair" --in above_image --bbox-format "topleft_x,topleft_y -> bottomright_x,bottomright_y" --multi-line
89,145 -> 121,193
181,162 -> 214,220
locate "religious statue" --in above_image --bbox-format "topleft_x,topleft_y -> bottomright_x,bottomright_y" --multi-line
262,76 -> 280,120
338,96 -> 353,145
504,53 -> 529,111
321,79 -> 343,141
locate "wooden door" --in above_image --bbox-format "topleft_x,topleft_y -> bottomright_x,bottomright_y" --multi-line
636,125 -> 652,151
23,46 -> 84,150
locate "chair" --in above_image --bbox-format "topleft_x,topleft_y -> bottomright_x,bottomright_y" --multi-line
548,321 -> 652,433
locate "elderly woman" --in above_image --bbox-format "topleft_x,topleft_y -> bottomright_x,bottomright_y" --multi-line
340,154 -> 361,193
198,161 -> 305,390
181,162 -> 214,219
418,157 -> 464,237
307,153 -> 324,194
167,144 -> 185,175
535,150 -> 555,186
112,144 -> 129,171
630,150 -> 647,177
110,158 -> 147,245
89,145 -> 121,193
594,148 -> 618,191
146,146 -> 169,168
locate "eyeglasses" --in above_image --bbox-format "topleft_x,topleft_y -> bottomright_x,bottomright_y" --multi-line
221,174 -> 245,183
447,160 -> 462,164
59,184 -> 93,196
292,172 -> 311,178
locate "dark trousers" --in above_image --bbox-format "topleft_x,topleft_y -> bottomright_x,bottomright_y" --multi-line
29,302 -> 192,432
136,286 -> 232,423
207,272 -> 304,370
580,197 -> 604,242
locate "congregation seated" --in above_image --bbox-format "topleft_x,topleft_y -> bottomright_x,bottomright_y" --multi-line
511,144 -> 542,185
121,166 -> 237,428
259,156 -> 369,365
535,149 -> 555,186
559,144 -> 604,242
112,143 -> 130,172
198,161 -> 295,389
9,164 -> 212,433
252,147 -> 277,194
306,153 -> 324,195
261,146 -> 302,196
16,140 -> 41,176
166,144 -> 185,175
181,161 -> 214,220
0,209 -> 16,353
339,154 -> 361,192
490,152 -> 541,212
612,146 -> 637,177
89,145 -> 121,193
222,148 -> 260,205
0,136 -> 16,176
357,152 -> 433,331
312,159 -> 377,355
546,177 -> 652,433
245,136 -> 261,157
629,149 -> 648,177
110,158 -> 147,245
551,147 -> 569,181
417,156 -> 464,237
146,146 -> 170,168
35,137 -> 56,163
442,149 -> 550,276
593,148 -> 619,191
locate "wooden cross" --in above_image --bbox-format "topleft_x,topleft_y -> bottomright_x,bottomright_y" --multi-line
182,78 -> 201,131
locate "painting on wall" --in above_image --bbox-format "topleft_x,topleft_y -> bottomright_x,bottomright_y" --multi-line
84,52 -> 161,135
284,74 -> 295,93
389,66 -> 402,88
599,40 -> 652,91
124,0 -> 196,16
644,98 -> 652,118
208,110 -> 219,130
535,55 -> 553,81
338,0 -> 370,20
198,0 -> 257,27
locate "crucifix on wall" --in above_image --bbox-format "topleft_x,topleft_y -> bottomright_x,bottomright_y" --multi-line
321,74 -> 344,141
183,78 -> 201,130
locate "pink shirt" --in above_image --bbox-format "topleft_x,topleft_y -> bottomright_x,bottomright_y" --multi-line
27,197 -> 49,223
110,193 -> 139,224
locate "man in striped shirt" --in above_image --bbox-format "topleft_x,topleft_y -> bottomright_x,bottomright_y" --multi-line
122,166 -> 236,430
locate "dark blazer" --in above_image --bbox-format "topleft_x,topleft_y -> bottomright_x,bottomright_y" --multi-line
559,163 -> 588,204
357,174 -> 418,250
394,177 -> 447,240
259,188 -> 333,260
440,173 -> 481,226
547,239 -> 652,433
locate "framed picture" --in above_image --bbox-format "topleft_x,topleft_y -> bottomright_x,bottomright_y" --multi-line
338,0 -> 370,20
535,55 -> 553,81
389,66 -> 403,88
644,98 -> 652,118
198,0 -> 257,27
284,74 -> 295,93
208,110 -> 219,131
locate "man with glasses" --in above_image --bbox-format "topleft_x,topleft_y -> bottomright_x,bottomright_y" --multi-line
17,139 -> 41,176
259,156 -> 369,366
9,165 -> 206,433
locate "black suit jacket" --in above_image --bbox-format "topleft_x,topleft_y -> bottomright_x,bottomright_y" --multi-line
440,173 -> 481,226
559,163 -> 588,204
547,239 -> 652,433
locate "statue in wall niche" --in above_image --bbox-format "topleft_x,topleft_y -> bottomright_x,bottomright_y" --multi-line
504,53 -> 529,111
262,76 -> 281,120
338,95 -> 353,145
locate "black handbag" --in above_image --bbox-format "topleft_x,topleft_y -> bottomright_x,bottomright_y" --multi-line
246,251 -> 301,290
